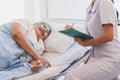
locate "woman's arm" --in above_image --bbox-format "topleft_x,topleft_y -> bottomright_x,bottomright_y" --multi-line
12,23 -> 51,67
75,24 -> 113,47
12,23 -> 41,60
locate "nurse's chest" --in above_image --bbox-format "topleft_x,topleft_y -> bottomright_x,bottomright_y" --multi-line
86,11 -> 103,36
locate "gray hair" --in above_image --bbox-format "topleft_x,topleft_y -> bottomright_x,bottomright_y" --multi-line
34,22 -> 51,35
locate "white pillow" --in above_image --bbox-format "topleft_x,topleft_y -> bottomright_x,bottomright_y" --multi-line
44,25 -> 75,53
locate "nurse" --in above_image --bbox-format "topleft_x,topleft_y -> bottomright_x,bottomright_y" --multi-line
64,0 -> 120,80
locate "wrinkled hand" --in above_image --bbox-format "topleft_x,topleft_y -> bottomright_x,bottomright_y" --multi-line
74,37 -> 86,46
37,57 -> 51,67
65,25 -> 74,29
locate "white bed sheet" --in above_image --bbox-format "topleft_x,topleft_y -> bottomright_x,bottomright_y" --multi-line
17,43 -> 90,80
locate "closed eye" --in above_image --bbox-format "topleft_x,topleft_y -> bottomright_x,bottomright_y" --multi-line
39,29 -> 45,35
43,25 -> 49,34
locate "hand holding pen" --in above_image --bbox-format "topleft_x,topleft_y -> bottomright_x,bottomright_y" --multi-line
65,23 -> 75,29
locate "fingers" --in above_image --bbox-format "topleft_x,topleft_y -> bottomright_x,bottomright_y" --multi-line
38,58 -> 51,67
65,25 -> 74,29
74,37 -> 83,43
74,37 -> 79,42
45,61 -> 51,67
30,65 -> 42,72
43,59 -> 51,67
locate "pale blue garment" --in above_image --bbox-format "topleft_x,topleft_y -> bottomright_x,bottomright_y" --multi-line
0,22 -> 32,70
0,22 -> 46,80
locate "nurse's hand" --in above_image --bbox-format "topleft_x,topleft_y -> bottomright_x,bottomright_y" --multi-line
65,25 -> 74,29
74,37 -> 86,47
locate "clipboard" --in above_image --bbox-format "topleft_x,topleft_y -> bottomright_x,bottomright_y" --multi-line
59,29 -> 93,40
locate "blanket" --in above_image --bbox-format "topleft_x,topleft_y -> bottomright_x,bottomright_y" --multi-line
0,22 -> 45,80
0,62 -> 47,80
0,63 -> 32,80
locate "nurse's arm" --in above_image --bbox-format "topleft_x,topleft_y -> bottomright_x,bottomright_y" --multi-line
12,23 -> 41,60
79,24 -> 113,46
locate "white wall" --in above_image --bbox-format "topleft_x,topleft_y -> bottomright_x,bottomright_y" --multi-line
24,0 -> 120,23
24,0 -> 48,23
0,0 -> 24,25
48,0 -> 91,20
44,0 -> 120,23
39,0 -> 48,20
24,0 -> 91,23
24,0 -> 35,23
42,0 -> 91,24
0,0 -> 119,24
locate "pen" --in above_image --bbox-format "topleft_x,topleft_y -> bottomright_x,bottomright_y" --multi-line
71,23 -> 75,29
71,23 -> 75,27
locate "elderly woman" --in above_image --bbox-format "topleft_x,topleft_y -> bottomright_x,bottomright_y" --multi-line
0,19 -> 51,72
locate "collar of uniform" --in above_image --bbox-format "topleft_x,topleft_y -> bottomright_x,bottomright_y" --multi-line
86,3 -> 93,14
91,0 -> 101,13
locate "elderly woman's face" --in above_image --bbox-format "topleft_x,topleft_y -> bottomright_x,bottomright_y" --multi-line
92,0 -> 96,3
34,24 -> 49,41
